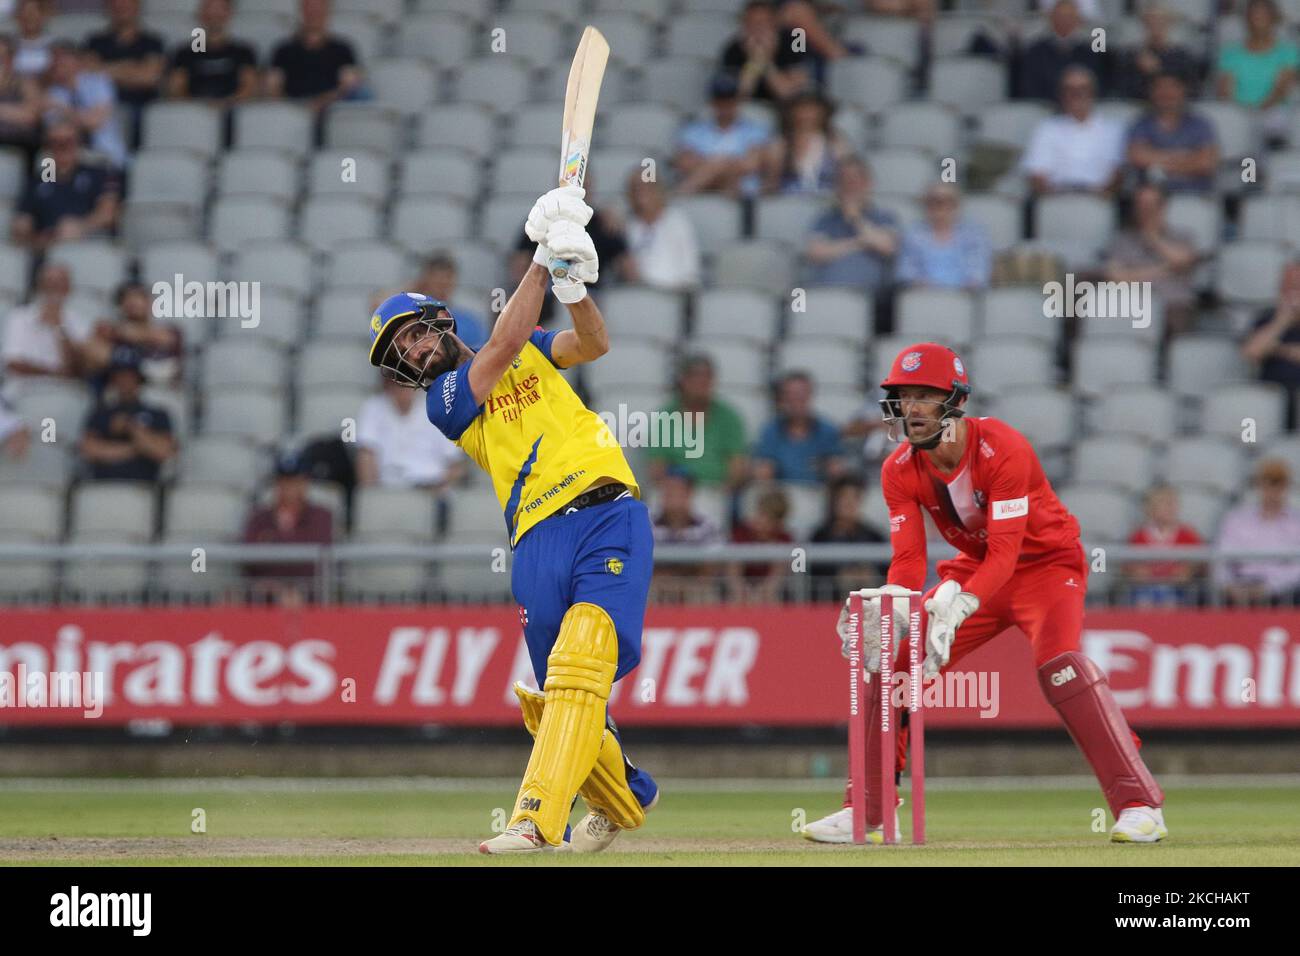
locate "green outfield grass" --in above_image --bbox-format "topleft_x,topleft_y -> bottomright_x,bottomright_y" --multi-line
0,779 -> 1297,866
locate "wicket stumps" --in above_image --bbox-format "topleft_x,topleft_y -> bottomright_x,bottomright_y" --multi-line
846,587 -> 926,846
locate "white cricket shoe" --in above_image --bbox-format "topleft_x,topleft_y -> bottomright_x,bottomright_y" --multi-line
570,790 -> 660,854
479,819 -> 550,854
801,803 -> 902,845
1110,806 -> 1168,844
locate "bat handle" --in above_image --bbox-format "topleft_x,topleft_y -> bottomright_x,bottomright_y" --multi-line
548,257 -> 572,281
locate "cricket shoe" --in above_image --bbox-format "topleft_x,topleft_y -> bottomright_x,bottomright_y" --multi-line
1110,806 -> 1167,844
570,790 -> 660,854
801,801 -> 902,845
479,819 -> 556,855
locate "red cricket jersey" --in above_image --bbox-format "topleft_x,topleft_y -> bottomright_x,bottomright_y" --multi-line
881,416 -> 1082,605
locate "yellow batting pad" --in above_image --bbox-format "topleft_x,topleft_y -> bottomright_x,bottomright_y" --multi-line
513,681 -> 646,832
510,603 -> 618,845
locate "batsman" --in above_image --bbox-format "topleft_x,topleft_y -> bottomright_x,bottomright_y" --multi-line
366,185 -> 658,854
804,342 -> 1167,845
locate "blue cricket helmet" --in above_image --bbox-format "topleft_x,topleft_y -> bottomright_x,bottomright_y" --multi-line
367,291 -> 454,367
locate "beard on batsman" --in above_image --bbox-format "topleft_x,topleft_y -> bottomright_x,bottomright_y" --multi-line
804,341 -> 1166,845
366,186 -> 659,854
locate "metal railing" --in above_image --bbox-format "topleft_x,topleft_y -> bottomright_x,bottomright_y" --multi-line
0,541 -> 1297,607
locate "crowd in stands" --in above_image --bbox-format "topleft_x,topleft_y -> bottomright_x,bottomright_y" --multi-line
2,0 -> 1300,606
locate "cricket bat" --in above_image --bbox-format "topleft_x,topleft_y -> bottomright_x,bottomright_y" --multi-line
549,25 -> 609,281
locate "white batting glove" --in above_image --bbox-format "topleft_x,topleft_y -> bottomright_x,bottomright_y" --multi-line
545,220 -> 598,303
532,243 -> 551,267
835,596 -> 882,673
525,185 -> 593,244
922,579 -> 979,678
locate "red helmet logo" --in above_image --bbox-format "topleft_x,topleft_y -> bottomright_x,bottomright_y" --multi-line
901,351 -> 923,372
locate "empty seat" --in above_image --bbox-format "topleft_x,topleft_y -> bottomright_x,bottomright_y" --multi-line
202,340 -> 288,390
69,482 -> 157,540
391,196 -> 472,252
324,104 -> 403,153
397,13 -> 474,63
1057,483 -> 1134,542
46,240 -> 126,295
295,385 -> 374,438
1072,338 -> 1158,397
209,196 -> 291,251
177,436 -> 266,492
786,287 -> 871,342
229,241 -> 314,297
504,102 -> 566,150
596,287 -> 686,345
1238,194 -> 1300,246
588,12 -> 655,67
129,150 -> 210,205
297,196 -> 382,252
895,288 -> 977,347
164,482 -> 248,538
1034,193 -> 1117,249
931,56 -> 1006,113
828,57 -> 907,112
642,57 -> 713,111
775,341 -> 862,388
755,194 -> 827,242
687,340 -> 770,389
984,387 -> 1076,450
976,101 -> 1051,149
12,382 -> 91,445
454,58 -> 532,112
0,439 -> 73,487
490,147 -> 557,196
216,149 -> 299,200
1167,485 -> 1226,541
298,341 -> 382,391
1196,100 -> 1255,159
674,194 -> 744,254
1167,335 -> 1248,397
664,12 -> 736,59
0,243 -> 31,298
967,337 -> 1056,392
315,287 -> 378,340
326,241 -> 411,291
604,104 -> 681,153
1162,437 -> 1246,496
979,286 -> 1056,342
308,148 -> 390,202
694,288 -> 782,343
1215,240 -> 1289,307
398,149 -> 481,198
878,102 -> 962,159
232,102 -> 314,156
1201,382 -> 1287,443
203,388 -> 288,445
354,486 -> 439,540
369,58 -> 438,114
0,483 -> 63,540
963,194 -> 1021,251
416,105 -> 497,158
1090,385 -> 1177,442
1166,193 -> 1222,253
1071,436 -> 1155,493
583,341 -> 675,392
142,102 -> 222,156
843,15 -> 924,69
713,241 -> 796,296
868,148 -> 938,198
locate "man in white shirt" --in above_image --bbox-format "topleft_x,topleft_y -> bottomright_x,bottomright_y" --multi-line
1,262 -> 94,399
356,378 -> 465,489
1021,65 -> 1125,194
622,172 -> 701,291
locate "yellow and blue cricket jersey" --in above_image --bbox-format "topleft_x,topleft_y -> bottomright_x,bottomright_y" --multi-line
426,327 -> 640,546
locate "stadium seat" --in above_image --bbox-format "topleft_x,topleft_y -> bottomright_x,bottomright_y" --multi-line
1214,240 -> 1289,307
965,337 -> 1055,393
588,13 -> 656,67
308,149 -> 391,202
604,104 -> 681,153
492,12 -> 566,68
828,57 -> 908,113
1200,382 -> 1287,443
0,243 -> 30,298
878,102 -> 962,159
713,241 -> 796,296
354,487 -> 439,540
454,58 -> 532,112
216,149 -> 299,201
1056,484 -> 1134,542
416,105 -> 498,158
122,203 -> 200,249
754,194 -> 825,243
1168,485 -> 1226,541
975,101 -> 1051,149
1072,338 -> 1158,398
843,15 -> 924,70
1072,436 -> 1156,493
0,484 -> 63,540
597,287 -> 686,345
299,341 -> 393,392
979,286 -> 1055,343
12,382 -> 91,447
583,340 -> 675,391
1090,385 -> 1178,443
933,13 -> 999,56
491,147 -> 558,196
139,242 -> 219,293
1266,149 -> 1300,192
398,149 -> 481,199
397,13 -> 474,64
141,102 -> 222,157
505,101 -> 567,150
689,340 -> 771,389
868,148 -> 938,199
46,240 -> 126,296
1167,193 -> 1222,253
1033,193 -> 1116,250
984,387 -> 1077,451
1238,194 -> 1300,247
325,241 -> 411,291
229,12 -> 294,62
1267,433 -> 1300,479
315,287 -> 378,340
775,341 -> 862,388
229,241 -> 314,298
70,482 -> 157,541
896,288 -> 977,348
872,193 -> 921,227
642,57 -> 713,112
232,102 -> 314,156
324,104 -> 404,154
203,388 -> 288,445
930,56 -> 1007,113
691,288 -> 779,343
369,58 -> 438,114
178,436 -> 266,493
1195,100 -> 1256,159
391,196 -> 473,253
674,194 -> 744,255
295,385 -> 373,439
664,13 -> 736,59
298,196 -> 382,253
0,439 -> 73,488
164,482 -> 249,539
1167,335 -> 1249,397
331,12 -> 382,62
786,287 -> 872,343
209,196 -> 291,252
202,340 -> 288,390
128,150 -> 209,206
1161,437 -> 1246,497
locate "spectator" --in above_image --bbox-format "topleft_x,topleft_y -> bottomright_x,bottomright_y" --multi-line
645,354 -> 749,489
728,485 -> 794,602
265,0 -> 362,113
86,281 -> 184,389
42,41 -> 129,169
1124,484 -> 1204,606
896,183 -> 993,290
1,262 -> 94,398
1216,0 -> 1297,120
809,474 -> 885,600
1015,0 -> 1110,101
719,1 -> 812,104
803,156 -> 899,291
778,0 -> 851,62
761,90 -> 852,195
674,72 -> 771,197
84,0 -> 165,145
10,122 -> 121,250
1116,3 -> 1205,100
242,450 -> 334,605
1126,72 -> 1219,195
649,468 -> 724,603
0,34 -> 43,167
1242,259 -> 1300,429
412,253 -> 488,350
1102,182 -> 1199,336
356,377 -> 465,490
12,0 -> 52,79
0,396 -> 30,461
753,371 -> 846,484
1021,65 -> 1125,195
621,171 -> 701,291
77,348 -> 176,481
864,0 -> 936,23
168,0 -> 258,105
1214,458 -> 1300,606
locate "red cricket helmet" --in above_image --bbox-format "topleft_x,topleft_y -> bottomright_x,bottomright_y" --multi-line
878,342 -> 972,446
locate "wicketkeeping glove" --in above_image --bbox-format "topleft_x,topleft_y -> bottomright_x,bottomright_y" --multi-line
835,596 -> 883,672
525,185 -> 593,245
922,579 -> 979,678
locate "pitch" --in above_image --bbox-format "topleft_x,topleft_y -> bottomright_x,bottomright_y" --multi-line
0,777 -> 1296,867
